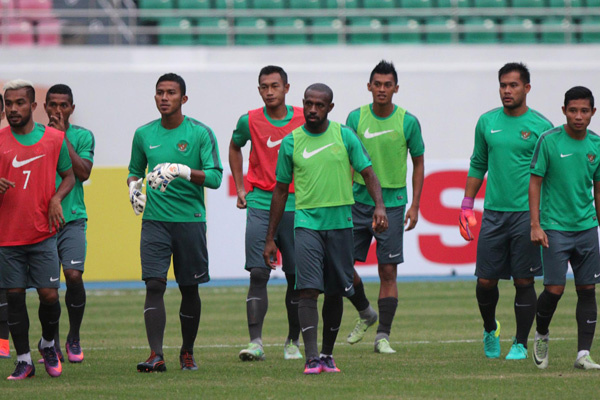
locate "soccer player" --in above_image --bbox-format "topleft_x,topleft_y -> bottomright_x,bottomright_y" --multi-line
344,60 -> 425,354
0,93 -> 9,360
127,73 -> 222,372
0,79 -> 75,379
229,66 -> 304,362
264,83 -> 387,375
41,84 -> 94,364
530,86 -> 600,370
460,63 -> 553,360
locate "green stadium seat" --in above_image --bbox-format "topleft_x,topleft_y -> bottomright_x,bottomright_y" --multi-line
235,17 -> 269,44
510,0 -> 544,7
365,0 -> 395,7
462,17 -> 499,43
502,16 -> 537,43
387,17 -> 421,43
158,18 -> 194,45
580,16 -> 600,43
289,0 -> 321,7
177,0 -> 210,8
400,0 -> 433,7
253,0 -> 284,7
323,0 -> 358,7
424,16 -> 457,43
272,17 -> 308,44
548,0 -> 583,6
347,17 -> 384,44
310,17 -> 342,44
215,0 -> 249,7
436,0 -> 470,7
473,0 -> 506,6
540,16 -> 573,43
197,17 -> 229,45
138,0 -> 174,8
586,0 -> 600,6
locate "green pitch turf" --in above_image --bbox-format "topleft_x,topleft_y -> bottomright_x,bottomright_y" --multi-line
0,279 -> 597,399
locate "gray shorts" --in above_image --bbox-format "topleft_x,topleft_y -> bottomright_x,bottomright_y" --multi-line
57,219 -> 87,272
542,228 -> 600,286
0,236 -> 60,289
245,207 -> 295,274
295,228 -> 355,297
475,210 -> 542,280
141,221 -> 209,286
353,202 -> 405,264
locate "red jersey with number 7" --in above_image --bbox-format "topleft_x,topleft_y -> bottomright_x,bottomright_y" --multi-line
0,125 -> 64,246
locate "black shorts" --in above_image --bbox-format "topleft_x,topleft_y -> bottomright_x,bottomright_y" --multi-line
0,236 -> 60,289
353,202 -> 405,265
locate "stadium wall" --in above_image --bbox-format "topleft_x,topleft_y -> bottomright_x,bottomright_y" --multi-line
0,46 -> 598,281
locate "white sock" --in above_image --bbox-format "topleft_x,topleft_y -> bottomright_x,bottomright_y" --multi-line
577,350 -> 590,360
17,352 -> 32,365
40,338 -> 54,349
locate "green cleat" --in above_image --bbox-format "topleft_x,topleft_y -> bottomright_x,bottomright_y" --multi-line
574,355 -> 600,370
283,342 -> 302,360
533,331 -> 549,369
483,320 -> 501,358
374,338 -> 396,354
505,337 -> 528,360
239,343 -> 266,361
347,314 -> 378,345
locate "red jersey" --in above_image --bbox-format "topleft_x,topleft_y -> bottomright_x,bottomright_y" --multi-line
247,106 -> 304,193
0,125 -> 64,246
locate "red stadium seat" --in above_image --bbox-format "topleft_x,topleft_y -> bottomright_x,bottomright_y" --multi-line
17,0 -> 53,21
37,18 -> 61,45
0,0 -> 17,10
6,19 -> 35,45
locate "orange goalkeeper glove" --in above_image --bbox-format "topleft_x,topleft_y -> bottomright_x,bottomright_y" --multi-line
459,197 -> 477,241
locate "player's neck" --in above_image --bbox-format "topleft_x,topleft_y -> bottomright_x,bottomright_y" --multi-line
161,113 -> 185,130
372,102 -> 394,118
264,104 -> 288,120
564,124 -> 587,140
503,104 -> 528,117
305,120 -> 329,134
11,119 -> 35,135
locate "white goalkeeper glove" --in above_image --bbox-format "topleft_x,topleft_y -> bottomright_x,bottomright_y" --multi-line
146,163 -> 191,193
129,178 -> 146,216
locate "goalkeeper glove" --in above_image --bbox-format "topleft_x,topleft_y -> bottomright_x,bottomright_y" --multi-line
146,163 -> 191,193
459,197 -> 477,241
129,178 -> 146,216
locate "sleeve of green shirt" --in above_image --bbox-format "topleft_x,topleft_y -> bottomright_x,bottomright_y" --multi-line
57,139 -> 72,173
468,117 -> 488,180
232,114 -> 251,147
275,134 -> 294,184
342,127 -> 372,173
77,129 -> 95,163
200,127 -> 223,189
128,130 -> 147,179
530,136 -> 548,177
345,108 -> 360,132
404,112 -> 425,158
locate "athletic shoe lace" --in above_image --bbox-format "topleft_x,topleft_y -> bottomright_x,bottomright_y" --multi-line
43,347 -> 59,366
145,351 -> 158,363
68,339 -> 82,354
12,361 -> 29,376
181,352 -> 195,368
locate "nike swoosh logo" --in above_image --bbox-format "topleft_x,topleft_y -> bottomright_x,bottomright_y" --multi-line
71,260 -> 83,265
330,327 -> 340,332
290,300 -> 300,305
515,303 -> 531,307
301,326 -> 315,332
0,303 -> 7,307
70,303 -> 85,308
530,267 -> 541,272
246,297 -> 262,302
595,273 -> 600,278
7,321 -> 19,326
364,128 -> 394,139
144,307 -> 157,313
194,272 -> 207,279
587,320 -> 597,324
49,277 -> 59,282
389,253 -> 400,258
266,137 -> 283,148
179,312 -> 194,319
303,143 -> 334,159
149,145 -> 161,149
345,285 -> 353,292
12,154 -> 45,168
491,129 -> 502,134
561,153 -> 573,158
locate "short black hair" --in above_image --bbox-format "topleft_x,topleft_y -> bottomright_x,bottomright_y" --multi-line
0,93 -> 3,112
498,62 -> 530,85
564,86 -> 595,109
370,60 -> 398,85
259,65 -> 288,85
156,73 -> 186,96
46,84 -> 73,104
305,83 -> 333,103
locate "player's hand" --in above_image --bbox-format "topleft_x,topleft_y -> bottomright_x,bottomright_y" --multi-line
48,111 -> 67,132
459,197 -> 477,241
531,225 -> 549,248
0,178 -> 15,194
146,163 -> 191,192
263,238 -> 278,270
129,178 -> 146,216
404,204 -> 419,231
236,189 -> 247,209
371,206 -> 388,234
48,196 -> 66,233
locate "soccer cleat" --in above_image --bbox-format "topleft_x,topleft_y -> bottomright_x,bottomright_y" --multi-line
180,351 -> 198,371
137,351 -> 166,373
374,338 -> 397,354
65,338 -> 84,363
574,355 -> 600,370
0,338 -> 10,359
238,343 -> 266,361
320,356 -> 340,373
483,320 -> 501,358
505,337 -> 528,360
283,342 -> 303,360
37,340 -> 64,364
41,345 -> 63,377
303,358 -> 322,375
347,314 -> 378,345
533,331 -> 549,369
7,361 -> 35,380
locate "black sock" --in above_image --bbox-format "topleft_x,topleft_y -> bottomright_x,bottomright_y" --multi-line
514,283 -> 536,347
246,268 -> 270,343
576,288 -> 596,352
348,279 -> 370,313
0,290 -> 9,340
298,298 -> 319,360
144,279 -> 166,356
65,282 -> 86,341
39,300 -> 61,342
536,289 -> 562,336
377,297 -> 398,336
476,283 -> 499,332
285,273 -> 300,342
7,292 -> 30,355
179,284 -> 200,353
321,295 -> 343,355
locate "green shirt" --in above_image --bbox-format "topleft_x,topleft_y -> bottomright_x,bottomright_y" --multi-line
276,121 -> 372,230
56,124 -> 95,222
531,126 -> 600,231
346,104 -> 424,207
128,116 -> 223,223
12,123 -> 71,173
232,106 -> 295,212
468,107 -> 553,212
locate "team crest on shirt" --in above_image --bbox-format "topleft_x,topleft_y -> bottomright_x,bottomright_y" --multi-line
520,131 -> 531,140
177,141 -> 189,152
588,153 -> 596,163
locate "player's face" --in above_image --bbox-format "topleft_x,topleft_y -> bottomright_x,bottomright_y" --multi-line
258,73 -> 289,109
368,73 -> 398,106
4,88 -> 36,129
44,93 -> 74,124
499,71 -> 530,110
155,81 -> 187,117
562,98 -> 596,135
303,90 -> 334,130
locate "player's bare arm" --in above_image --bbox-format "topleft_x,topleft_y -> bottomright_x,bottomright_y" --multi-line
405,154 -> 424,231
0,178 -> 15,194
529,174 -> 548,248
594,180 -> 600,226
263,181 -> 289,269
228,138 -> 247,209
49,167 -> 75,232
360,166 -> 388,233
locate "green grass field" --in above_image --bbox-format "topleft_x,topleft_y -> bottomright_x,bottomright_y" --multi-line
0,279 -> 597,399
